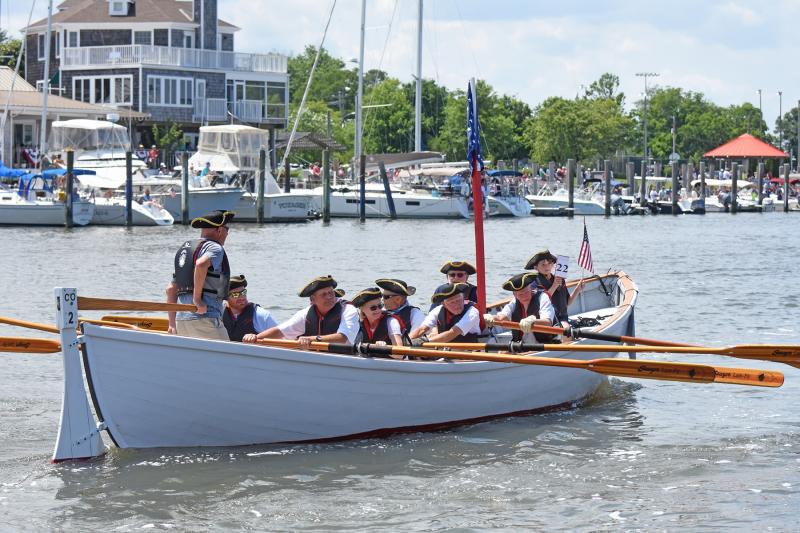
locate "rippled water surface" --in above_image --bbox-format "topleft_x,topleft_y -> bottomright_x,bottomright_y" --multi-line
1,213 -> 798,531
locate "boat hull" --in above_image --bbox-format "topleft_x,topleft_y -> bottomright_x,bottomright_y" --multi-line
310,190 -> 466,218
90,199 -> 174,226
0,199 -> 94,226
233,191 -> 316,222
156,188 -> 243,222
78,274 -> 637,449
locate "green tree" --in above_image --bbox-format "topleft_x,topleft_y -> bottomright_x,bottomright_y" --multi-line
151,122 -> 184,151
402,78 -> 449,150
776,106 -> 799,157
286,46 -> 357,113
584,72 -> 624,106
361,78 -> 414,154
0,30 -> 23,69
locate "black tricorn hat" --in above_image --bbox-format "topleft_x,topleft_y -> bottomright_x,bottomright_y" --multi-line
375,278 -> 416,296
431,282 -> 470,305
191,209 -> 235,229
439,261 -> 477,275
524,249 -> 557,270
298,275 -> 338,297
351,287 -> 383,308
502,272 -> 538,292
229,274 -> 247,291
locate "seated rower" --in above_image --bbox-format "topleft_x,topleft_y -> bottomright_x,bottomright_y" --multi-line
351,288 -> 404,357
524,249 -> 583,331
431,261 -> 479,310
410,282 -> 481,344
224,275 -> 277,342
244,275 -> 359,349
375,278 -> 424,341
484,273 -> 557,344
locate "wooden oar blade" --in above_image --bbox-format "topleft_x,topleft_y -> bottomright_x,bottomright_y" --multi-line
584,358 -> 717,384
0,316 -> 58,334
712,367 -> 784,387
100,315 -> 169,330
728,345 -> 800,364
78,296 -> 195,312
0,336 -> 61,353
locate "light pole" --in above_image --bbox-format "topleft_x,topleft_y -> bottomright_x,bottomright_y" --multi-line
757,89 -> 762,117
671,114 -> 677,157
796,99 -> 799,171
778,91 -> 783,151
636,72 -> 659,166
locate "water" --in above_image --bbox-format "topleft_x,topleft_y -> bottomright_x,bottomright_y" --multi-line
1,213 -> 798,531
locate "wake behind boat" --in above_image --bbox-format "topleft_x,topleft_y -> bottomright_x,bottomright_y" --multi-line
51,273 -> 636,459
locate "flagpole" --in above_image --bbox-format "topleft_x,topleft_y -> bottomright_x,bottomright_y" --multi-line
468,79 -> 487,318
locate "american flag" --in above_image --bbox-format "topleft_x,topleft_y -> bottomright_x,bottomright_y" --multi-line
578,220 -> 594,273
466,79 -> 484,171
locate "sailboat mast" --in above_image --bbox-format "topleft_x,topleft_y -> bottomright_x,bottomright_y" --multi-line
414,0 -> 423,152
354,0 -> 366,179
38,0 -> 54,170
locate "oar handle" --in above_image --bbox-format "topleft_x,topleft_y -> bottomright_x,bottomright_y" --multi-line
77,296 -> 196,312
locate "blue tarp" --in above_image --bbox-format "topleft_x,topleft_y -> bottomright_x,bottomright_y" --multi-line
487,170 -> 522,178
0,162 -> 29,179
41,168 -> 97,177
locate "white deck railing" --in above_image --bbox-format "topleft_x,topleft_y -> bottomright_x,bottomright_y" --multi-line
192,98 -> 287,124
62,45 -> 287,74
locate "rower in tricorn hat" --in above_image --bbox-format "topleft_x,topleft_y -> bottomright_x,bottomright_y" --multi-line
166,209 -> 235,340
484,272 -> 558,343
524,249 -> 583,331
375,278 -> 424,340
410,282 -> 481,345
223,275 -> 278,342
433,260 -> 479,310
244,275 -> 359,349
351,288 -> 404,354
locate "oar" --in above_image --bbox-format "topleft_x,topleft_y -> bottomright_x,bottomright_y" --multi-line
77,296 -> 195,312
100,315 -> 169,330
0,336 -> 62,353
0,316 -> 58,334
420,341 -> 784,387
253,338 -> 736,386
494,319 -> 686,347
493,320 -> 800,366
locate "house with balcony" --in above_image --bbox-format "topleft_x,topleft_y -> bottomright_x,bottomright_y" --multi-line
23,0 -> 288,149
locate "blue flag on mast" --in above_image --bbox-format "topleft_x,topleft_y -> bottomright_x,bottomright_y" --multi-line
466,80 -> 484,171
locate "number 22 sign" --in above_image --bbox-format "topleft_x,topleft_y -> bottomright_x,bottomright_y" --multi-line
554,255 -> 570,278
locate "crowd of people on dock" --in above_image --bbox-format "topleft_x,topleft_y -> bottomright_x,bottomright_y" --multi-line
165,210 -> 585,356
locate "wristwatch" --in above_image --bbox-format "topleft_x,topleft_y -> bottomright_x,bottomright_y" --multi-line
315,335 -> 322,341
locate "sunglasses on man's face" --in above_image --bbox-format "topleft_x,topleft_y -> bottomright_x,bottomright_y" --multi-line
382,293 -> 400,299
367,303 -> 383,311
229,289 -> 247,298
448,272 -> 467,279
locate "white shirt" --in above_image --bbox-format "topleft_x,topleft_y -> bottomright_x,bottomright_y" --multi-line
498,292 -> 556,324
278,299 -> 360,343
362,315 -> 401,339
421,304 -> 481,335
390,303 -> 425,333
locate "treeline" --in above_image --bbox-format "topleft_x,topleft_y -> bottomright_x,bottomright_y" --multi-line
288,46 -> 796,166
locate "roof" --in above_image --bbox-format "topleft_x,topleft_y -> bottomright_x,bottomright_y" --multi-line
27,0 -> 239,30
200,125 -> 266,134
52,119 -> 127,130
364,151 -> 444,171
0,67 -> 148,119
703,133 -> 788,158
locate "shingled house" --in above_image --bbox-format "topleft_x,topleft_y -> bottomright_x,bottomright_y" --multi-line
23,0 -> 288,148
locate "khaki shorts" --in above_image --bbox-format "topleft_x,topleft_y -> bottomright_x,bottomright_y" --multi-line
176,317 -> 230,341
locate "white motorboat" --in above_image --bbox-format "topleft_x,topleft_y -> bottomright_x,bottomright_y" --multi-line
189,125 -> 315,222
52,274 -> 637,460
88,196 -> 174,226
693,179 -> 773,213
0,171 -> 94,226
310,183 -> 468,218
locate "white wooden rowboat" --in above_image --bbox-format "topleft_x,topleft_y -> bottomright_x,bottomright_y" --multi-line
52,273 -> 637,461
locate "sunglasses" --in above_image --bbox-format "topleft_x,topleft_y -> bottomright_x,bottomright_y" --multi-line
448,272 -> 467,279
382,293 -> 400,299
367,303 -> 383,311
229,289 -> 247,298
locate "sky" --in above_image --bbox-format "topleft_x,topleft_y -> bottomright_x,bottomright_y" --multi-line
2,0 -> 797,134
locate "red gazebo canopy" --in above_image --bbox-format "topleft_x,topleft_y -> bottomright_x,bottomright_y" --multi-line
704,133 -> 788,158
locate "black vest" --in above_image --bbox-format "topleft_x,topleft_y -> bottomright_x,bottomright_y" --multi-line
358,312 -> 393,344
388,304 -> 419,338
537,273 -> 569,321
304,300 -> 344,337
223,303 -> 258,342
509,295 -> 557,343
174,239 -> 231,299
436,302 -> 478,343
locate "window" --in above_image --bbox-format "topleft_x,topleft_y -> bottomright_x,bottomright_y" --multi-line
38,34 -> 45,60
67,31 -> 78,48
109,1 -> 128,16
72,75 -> 132,105
147,75 -> 193,107
134,31 -> 151,45
55,32 -> 61,58
183,31 -> 194,49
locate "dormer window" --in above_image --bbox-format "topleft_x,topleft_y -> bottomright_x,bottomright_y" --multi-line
109,0 -> 131,16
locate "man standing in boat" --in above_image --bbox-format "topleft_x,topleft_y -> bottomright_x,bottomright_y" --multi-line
410,282 -> 481,344
244,275 -> 360,349
166,209 -> 234,340
224,275 -> 277,342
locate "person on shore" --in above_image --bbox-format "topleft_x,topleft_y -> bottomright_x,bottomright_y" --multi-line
351,288 -> 404,353
411,282 -> 481,344
376,278 -> 424,340
244,275 -> 359,349
484,273 -> 557,343
524,249 -> 583,330
166,209 -> 235,340
432,261 -> 479,310
223,275 -> 277,342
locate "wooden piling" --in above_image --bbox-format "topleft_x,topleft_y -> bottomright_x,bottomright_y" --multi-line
757,161 -> 764,205
686,162 -> 694,201
125,151 -> 132,227
731,163 -> 738,214
181,152 -> 189,224
567,158 -> 575,212
284,159 -> 291,194
256,148 -> 266,224
531,163 -> 539,195
639,160 -> 647,208
626,161 -> 634,195
65,150 -> 74,228
322,149 -> 330,223
671,161 -> 678,214
784,163 -> 790,212
548,161 -> 556,190
699,162 -> 706,212
604,159 -> 611,217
